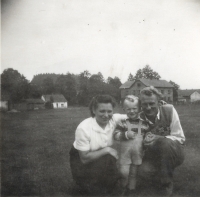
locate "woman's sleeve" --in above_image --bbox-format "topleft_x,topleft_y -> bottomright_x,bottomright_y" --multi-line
73,127 -> 90,151
113,113 -> 127,124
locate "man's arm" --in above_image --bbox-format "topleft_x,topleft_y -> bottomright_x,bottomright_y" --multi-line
165,107 -> 185,144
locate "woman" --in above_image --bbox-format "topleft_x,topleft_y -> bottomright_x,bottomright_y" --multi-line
69,95 -> 125,195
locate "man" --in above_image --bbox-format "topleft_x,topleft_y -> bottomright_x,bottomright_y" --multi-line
138,86 -> 185,196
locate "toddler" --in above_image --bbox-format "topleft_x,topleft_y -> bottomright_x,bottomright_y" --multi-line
114,95 -> 149,195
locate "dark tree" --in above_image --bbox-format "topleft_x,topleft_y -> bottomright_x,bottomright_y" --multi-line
107,77 -> 122,88
42,77 -> 55,94
88,73 -> 105,98
1,68 -> 30,103
55,73 -> 77,105
76,70 -> 91,106
89,72 -> 104,83
128,73 -> 134,81
134,65 -> 161,80
29,84 -> 42,98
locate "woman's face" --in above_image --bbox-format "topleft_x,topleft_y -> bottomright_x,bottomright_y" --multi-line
93,103 -> 113,127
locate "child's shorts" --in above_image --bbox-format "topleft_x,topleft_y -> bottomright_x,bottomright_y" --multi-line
118,135 -> 143,165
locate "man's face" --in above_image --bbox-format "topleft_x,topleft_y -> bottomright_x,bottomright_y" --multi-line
140,94 -> 159,119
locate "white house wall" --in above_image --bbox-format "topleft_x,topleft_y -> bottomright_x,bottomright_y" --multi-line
0,101 -> 8,110
41,96 -> 45,102
53,102 -> 68,108
190,92 -> 200,102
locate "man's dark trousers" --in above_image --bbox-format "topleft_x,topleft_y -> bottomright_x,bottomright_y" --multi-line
138,137 -> 184,184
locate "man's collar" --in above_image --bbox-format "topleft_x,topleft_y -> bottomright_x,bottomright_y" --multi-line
157,109 -> 160,120
139,108 -> 160,124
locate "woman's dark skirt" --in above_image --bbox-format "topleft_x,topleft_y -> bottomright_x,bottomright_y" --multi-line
69,145 -> 119,195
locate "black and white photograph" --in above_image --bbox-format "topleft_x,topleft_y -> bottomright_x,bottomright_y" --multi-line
1,0 -> 200,196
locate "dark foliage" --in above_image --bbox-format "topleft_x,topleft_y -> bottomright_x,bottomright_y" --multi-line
1,68 -> 30,103
134,65 -> 161,80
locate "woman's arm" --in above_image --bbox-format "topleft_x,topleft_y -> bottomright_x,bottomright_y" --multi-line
78,147 -> 118,164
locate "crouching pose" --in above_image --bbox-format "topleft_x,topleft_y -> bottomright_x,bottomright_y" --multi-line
139,86 -> 185,196
114,95 -> 149,195
69,95 -> 126,196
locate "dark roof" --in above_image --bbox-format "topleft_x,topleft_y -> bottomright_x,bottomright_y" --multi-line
25,99 -> 45,104
120,78 -> 173,89
178,89 -> 200,97
42,94 -> 67,102
119,81 -> 135,89
139,79 -> 174,88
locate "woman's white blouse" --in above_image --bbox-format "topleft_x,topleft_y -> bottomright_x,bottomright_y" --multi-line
73,114 -> 126,152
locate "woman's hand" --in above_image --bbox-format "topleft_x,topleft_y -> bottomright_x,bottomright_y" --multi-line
106,147 -> 119,159
79,147 -> 118,164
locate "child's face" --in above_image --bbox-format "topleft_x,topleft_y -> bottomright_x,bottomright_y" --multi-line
123,100 -> 140,120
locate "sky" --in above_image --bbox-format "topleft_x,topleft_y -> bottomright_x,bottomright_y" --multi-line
1,0 -> 200,89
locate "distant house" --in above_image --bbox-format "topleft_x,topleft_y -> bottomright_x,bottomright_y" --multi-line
178,90 -> 200,103
0,100 -> 9,111
0,93 -> 10,111
119,78 -> 174,102
41,94 -> 68,108
8,99 -> 45,111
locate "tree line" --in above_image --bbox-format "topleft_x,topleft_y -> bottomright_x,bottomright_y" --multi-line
1,69 -> 122,106
1,66 -> 180,106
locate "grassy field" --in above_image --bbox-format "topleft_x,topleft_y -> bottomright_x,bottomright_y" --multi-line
1,105 -> 200,196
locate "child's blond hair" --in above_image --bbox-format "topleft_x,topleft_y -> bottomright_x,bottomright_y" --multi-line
123,95 -> 140,108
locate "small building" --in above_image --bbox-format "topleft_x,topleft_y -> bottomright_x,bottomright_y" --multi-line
7,99 -> 45,111
120,78 -> 174,102
178,89 -> 200,103
41,94 -> 68,108
0,100 -> 8,111
26,99 -> 45,110
177,95 -> 186,103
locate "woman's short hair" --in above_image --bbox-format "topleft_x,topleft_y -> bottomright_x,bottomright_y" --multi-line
89,95 -> 116,117
140,86 -> 163,100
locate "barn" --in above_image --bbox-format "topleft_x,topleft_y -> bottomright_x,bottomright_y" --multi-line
41,94 -> 68,109
120,78 -> 174,102
178,89 -> 200,103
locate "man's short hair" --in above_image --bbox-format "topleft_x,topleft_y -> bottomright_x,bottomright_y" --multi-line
140,86 -> 163,100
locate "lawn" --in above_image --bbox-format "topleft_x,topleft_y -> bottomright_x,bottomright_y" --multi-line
1,105 -> 200,196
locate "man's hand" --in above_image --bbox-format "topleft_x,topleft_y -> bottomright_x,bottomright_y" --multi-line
144,132 -> 164,147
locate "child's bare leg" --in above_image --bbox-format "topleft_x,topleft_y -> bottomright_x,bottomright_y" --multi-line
119,164 -> 130,188
128,164 -> 138,190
